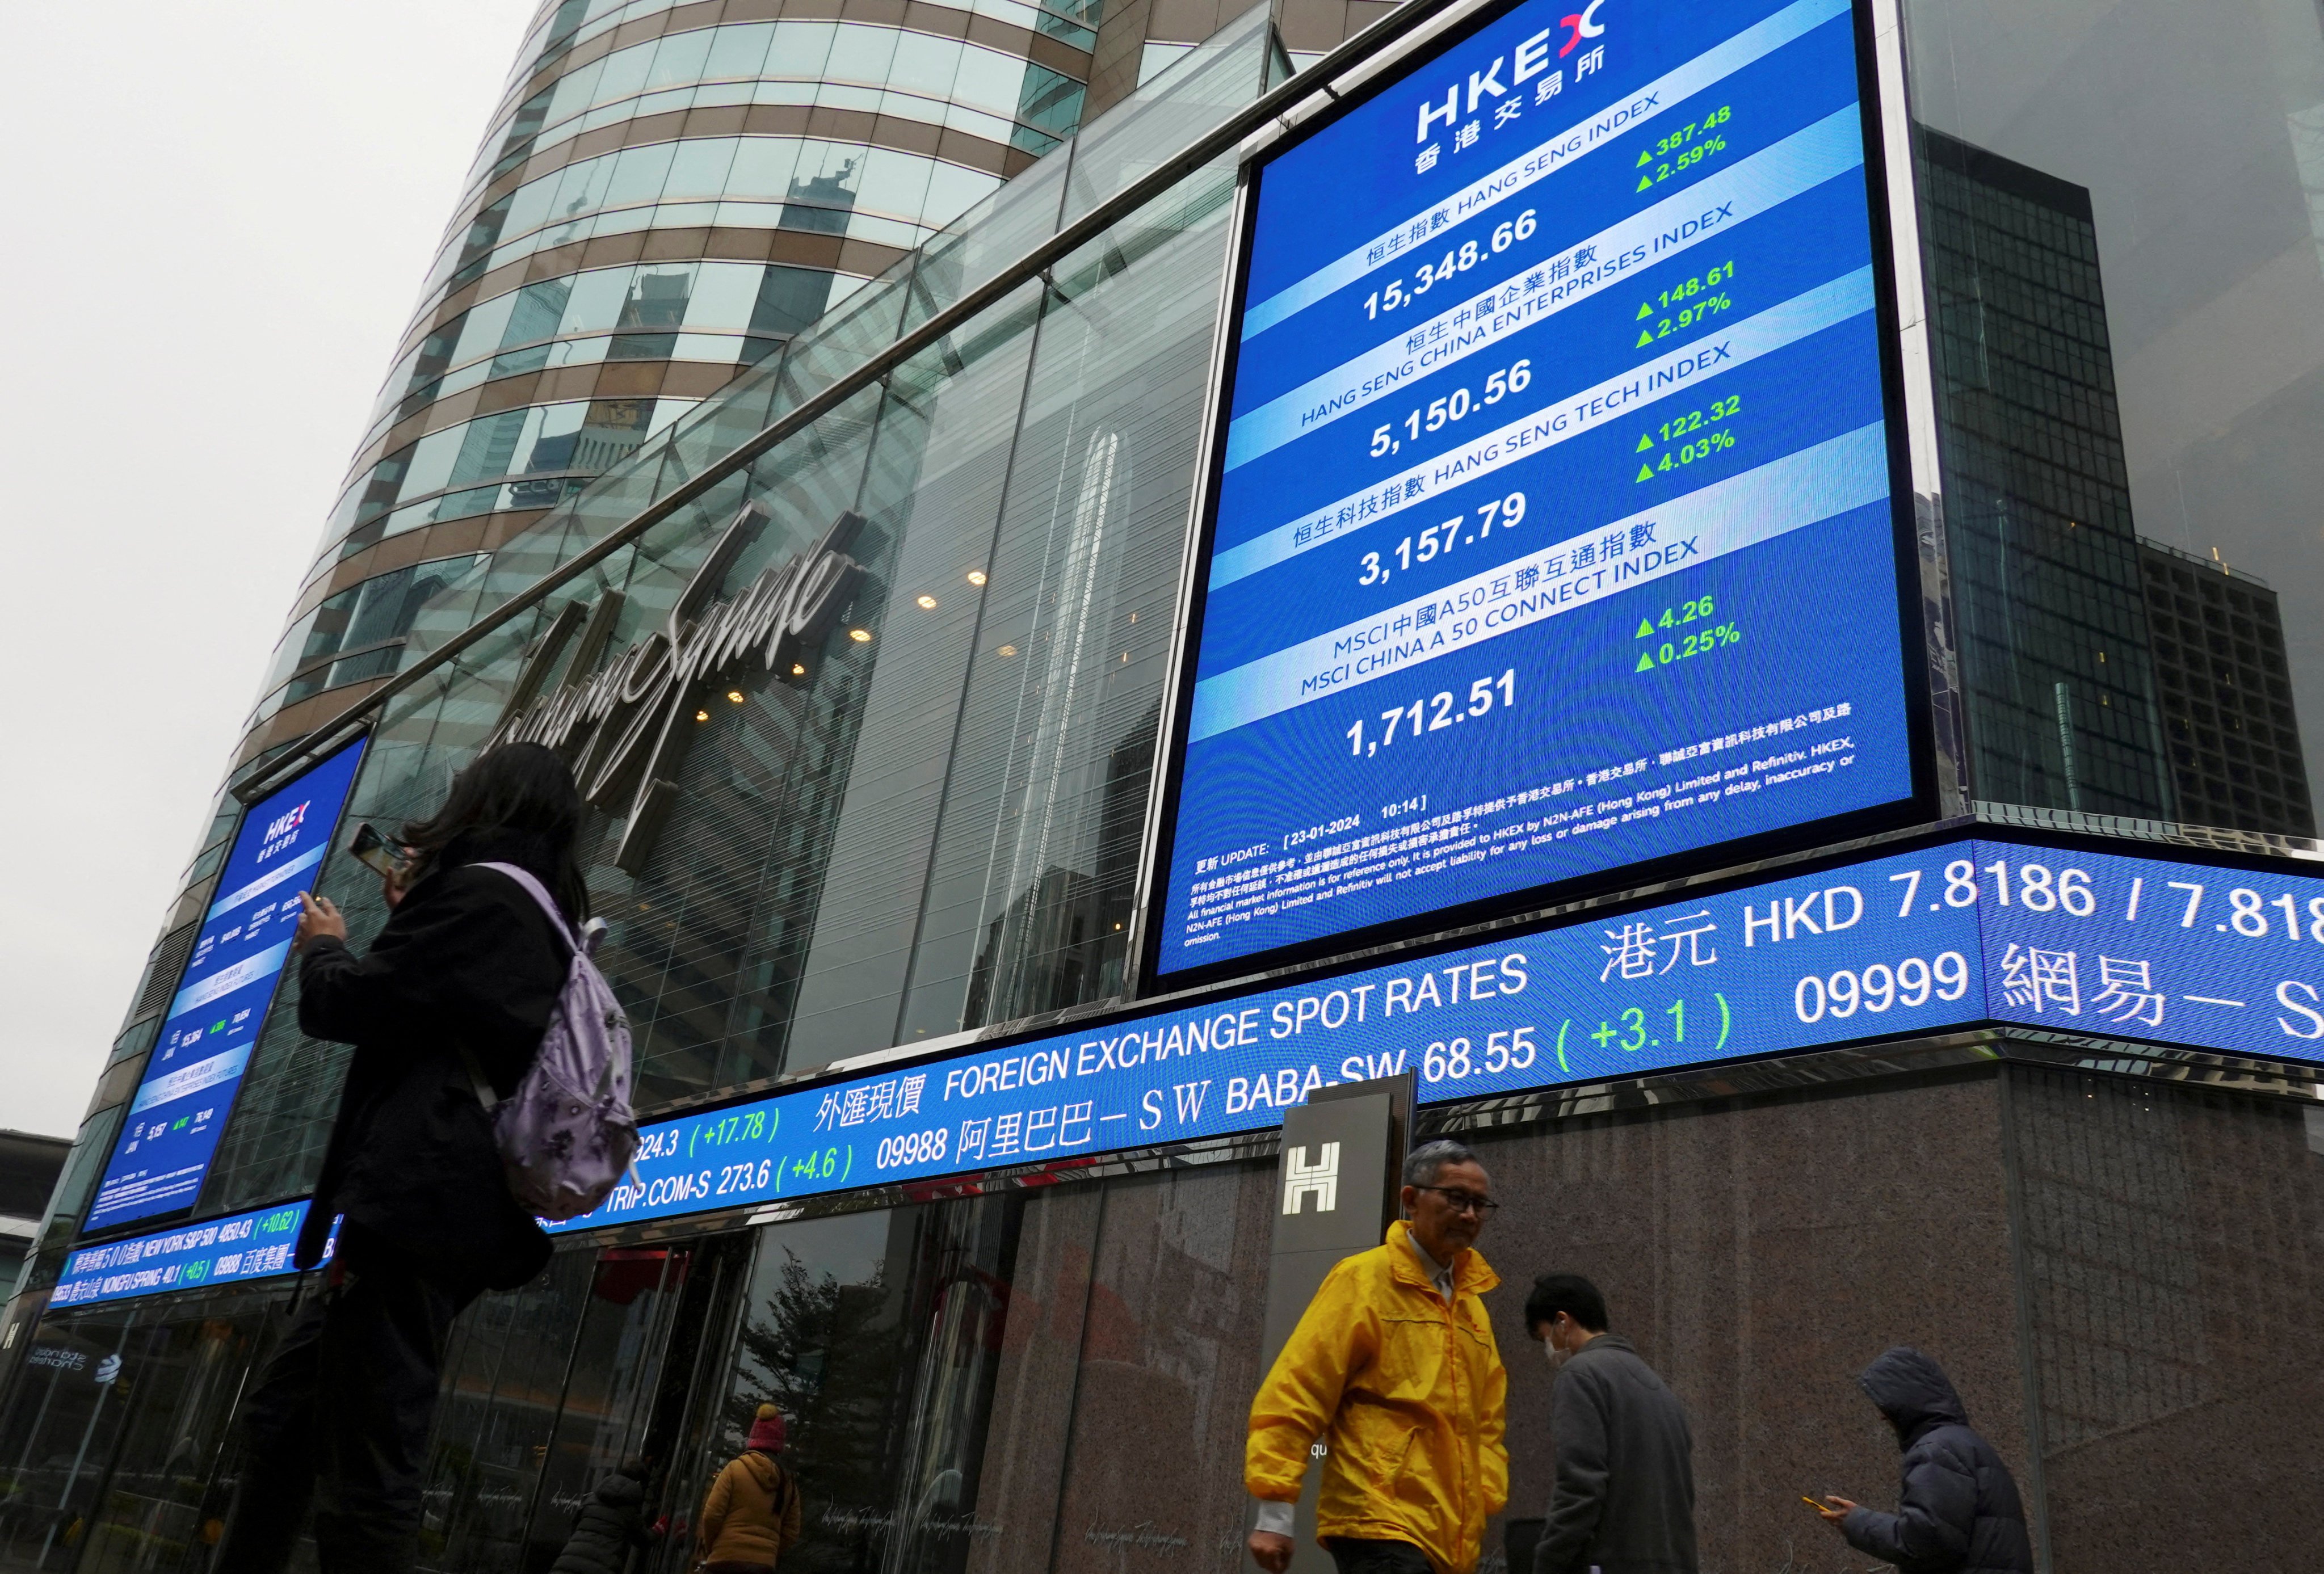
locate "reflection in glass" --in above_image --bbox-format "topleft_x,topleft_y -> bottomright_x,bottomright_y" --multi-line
1906,0 -> 2324,809
1921,130 -> 2175,818
264,554 -> 489,714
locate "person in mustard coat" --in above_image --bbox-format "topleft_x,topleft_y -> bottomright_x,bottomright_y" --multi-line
1245,1138 -> 1510,1574
696,1405 -> 803,1573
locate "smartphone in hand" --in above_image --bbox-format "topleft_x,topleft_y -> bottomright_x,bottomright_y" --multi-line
350,822 -> 408,881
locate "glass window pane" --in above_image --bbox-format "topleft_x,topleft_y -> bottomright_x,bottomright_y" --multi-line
521,401 -> 589,474
665,137 -> 740,200
503,170 -> 560,241
502,275 -> 574,350
619,263 -> 698,331
552,150 -> 618,225
888,31 -> 961,99
726,136 -> 802,200
645,26 -> 715,90
823,21 -> 898,87
592,37 -> 654,106
747,264 -> 834,339
543,54 -> 604,125
704,21 -> 774,80
449,291 -> 519,367
952,45 -> 1027,117
604,141 -> 678,209
562,265 -> 636,334
766,20 -> 837,81
683,262 -> 765,330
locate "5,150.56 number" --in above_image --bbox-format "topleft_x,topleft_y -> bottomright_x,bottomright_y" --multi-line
1372,361 -> 1531,456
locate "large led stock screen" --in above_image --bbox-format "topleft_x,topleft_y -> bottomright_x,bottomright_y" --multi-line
1155,0 -> 1920,978
538,834 -> 2324,1241
83,738 -> 368,1232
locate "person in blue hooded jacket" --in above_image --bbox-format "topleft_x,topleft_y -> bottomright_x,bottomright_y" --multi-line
1812,1347 -> 2033,1574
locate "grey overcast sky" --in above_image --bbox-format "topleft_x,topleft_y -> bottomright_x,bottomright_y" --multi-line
0,1 -> 539,1138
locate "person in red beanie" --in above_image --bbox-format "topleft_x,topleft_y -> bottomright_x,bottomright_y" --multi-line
697,1404 -> 802,1573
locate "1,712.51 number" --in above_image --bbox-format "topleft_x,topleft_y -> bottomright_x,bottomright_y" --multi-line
1347,669 -> 1515,757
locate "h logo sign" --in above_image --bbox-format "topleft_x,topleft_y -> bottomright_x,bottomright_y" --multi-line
1281,1142 -> 1341,1215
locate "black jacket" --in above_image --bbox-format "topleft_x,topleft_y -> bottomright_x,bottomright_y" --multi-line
1842,1348 -> 2033,1574
1535,1334 -> 1697,1574
551,1470 -> 657,1574
295,848 -> 568,1289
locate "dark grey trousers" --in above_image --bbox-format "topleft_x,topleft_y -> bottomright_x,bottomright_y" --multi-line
211,1235 -> 473,1574
1325,1539 -> 1437,1574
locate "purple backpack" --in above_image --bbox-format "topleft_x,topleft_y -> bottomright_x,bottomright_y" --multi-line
464,862 -> 638,1222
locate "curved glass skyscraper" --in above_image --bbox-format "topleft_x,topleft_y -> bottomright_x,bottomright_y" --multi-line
245,0 -> 1129,763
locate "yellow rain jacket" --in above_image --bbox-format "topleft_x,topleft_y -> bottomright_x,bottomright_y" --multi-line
1246,1220 -> 1508,1573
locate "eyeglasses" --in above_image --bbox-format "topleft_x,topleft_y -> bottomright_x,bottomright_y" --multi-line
1414,1186 -> 1501,1216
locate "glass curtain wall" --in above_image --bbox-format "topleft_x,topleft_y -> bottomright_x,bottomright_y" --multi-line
1905,0 -> 2324,828
0,1155 -> 1276,1574
180,12 -> 1272,1228
0,1293 -> 281,1574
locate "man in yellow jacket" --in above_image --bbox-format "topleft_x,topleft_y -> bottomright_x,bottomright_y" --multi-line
1246,1138 -> 1509,1574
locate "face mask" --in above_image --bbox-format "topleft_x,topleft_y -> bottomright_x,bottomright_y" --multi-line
1543,1331 -> 1571,1371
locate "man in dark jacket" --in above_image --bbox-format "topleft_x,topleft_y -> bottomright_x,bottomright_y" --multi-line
1527,1274 -> 1696,1574
213,820 -> 571,1574
1813,1347 -> 2034,1574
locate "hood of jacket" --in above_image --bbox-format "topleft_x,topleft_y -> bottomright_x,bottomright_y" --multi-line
1859,1346 -> 1967,1446
594,1472 -> 645,1509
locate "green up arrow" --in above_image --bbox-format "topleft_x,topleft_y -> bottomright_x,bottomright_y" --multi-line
1634,649 -> 1657,672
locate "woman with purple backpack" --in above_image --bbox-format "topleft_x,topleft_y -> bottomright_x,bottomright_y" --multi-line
212,742 -> 592,1574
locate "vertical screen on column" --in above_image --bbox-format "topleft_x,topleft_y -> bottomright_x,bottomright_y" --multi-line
1153,0 -> 1922,980
82,737 -> 369,1232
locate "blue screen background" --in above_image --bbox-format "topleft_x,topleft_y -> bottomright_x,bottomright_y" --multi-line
1158,0 -> 1916,975
51,1201 -> 330,1309
83,739 -> 368,1232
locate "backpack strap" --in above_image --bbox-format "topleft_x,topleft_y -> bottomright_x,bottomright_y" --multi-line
461,862 -> 578,1114
470,861 -> 577,950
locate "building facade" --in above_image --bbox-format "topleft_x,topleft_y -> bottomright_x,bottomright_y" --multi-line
2138,539 -> 2315,837
7,2 -> 2324,1572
